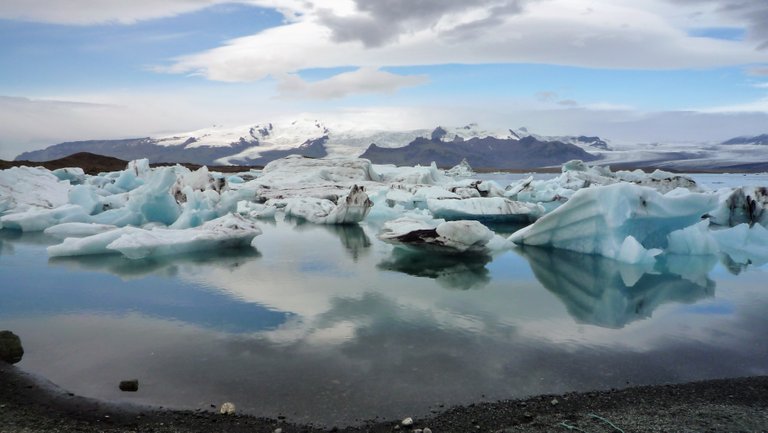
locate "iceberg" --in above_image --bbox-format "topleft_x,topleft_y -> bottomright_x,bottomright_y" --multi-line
707,186 -> 768,228
444,158 -> 475,177
666,221 -> 719,256
427,197 -> 544,223
284,185 -> 372,224
106,214 -> 261,260
711,223 -> 768,266
509,183 -> 717,263
48,214 -> 261,259
0,166 -> 71,214
506,160 -> 700,213
0,204 -> 91,232
378,217 -> 500,254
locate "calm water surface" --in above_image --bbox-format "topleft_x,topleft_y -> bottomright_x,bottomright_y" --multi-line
1,174 -> 768,425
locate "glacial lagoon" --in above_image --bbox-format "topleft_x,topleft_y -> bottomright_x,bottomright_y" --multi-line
2,173 -> 768,426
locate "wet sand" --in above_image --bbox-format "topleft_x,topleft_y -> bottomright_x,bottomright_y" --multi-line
2,362 -> 767,432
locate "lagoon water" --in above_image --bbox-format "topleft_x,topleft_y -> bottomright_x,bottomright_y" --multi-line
2,173 -> 768,426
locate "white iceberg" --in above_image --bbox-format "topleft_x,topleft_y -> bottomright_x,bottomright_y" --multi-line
444,158 -> 474,177
509,183 -> 717,263
0,204 -> 91,232
711,223 -> 768,265
48,214 -> 261,259
666,221 -> 719,256
506,160 -> 700,213
0,166 -> 71,214
379,217 -> 500,254
427,197 -> 544,223
284,185 -> 373,224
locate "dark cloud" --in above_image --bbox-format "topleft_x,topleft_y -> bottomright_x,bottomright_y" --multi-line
668,0 -> 768,49
317,0 -> 526,47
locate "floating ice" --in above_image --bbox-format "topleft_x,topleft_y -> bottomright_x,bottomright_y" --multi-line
444,158 -> 475,177
707,186 -> 768,227
106,214 -> 261,260
509,183 -> 717,263
379,217 -> 500,254
506,160 -> 700,213
52,167 -> 85,184
48,226 -> 143,257
284,185 -> 372,224
0,204 -> 91,232
0,166 -> 71,214
427,197 -> 544,223
666,221 -> 719,255
711,223 -> 768,265
44,222 -> 118,239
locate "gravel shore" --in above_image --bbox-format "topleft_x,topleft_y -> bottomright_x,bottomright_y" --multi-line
2,362 -> 767,433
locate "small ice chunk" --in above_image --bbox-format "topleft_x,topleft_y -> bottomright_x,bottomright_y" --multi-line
666,221 -> 719,255
52,167 -> 85,184
616,235 -> 662,265
445,158 -> 474,177
711,223 -> 768,265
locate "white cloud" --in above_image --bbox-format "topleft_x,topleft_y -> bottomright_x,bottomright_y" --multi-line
161,0 -> 764,84
276,68 -> 428,99
0,0 -> 309,25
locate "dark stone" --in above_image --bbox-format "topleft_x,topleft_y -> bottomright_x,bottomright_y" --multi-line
0,330 -> 24,364
119,380 -> 139,392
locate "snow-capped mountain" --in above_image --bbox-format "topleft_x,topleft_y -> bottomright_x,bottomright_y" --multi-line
14,120 -> 768,171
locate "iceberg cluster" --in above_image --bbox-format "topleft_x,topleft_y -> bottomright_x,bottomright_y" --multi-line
1,155 -> 768,267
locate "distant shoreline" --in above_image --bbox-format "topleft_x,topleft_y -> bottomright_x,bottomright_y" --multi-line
2,151 -> 767,175
2,362 -> 768,432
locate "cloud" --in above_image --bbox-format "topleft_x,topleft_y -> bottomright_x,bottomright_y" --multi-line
316,0 -> 526,47
277,68 -> 428,99
665,0 -> 768,49
162,0 -> 765,84
0,0 -> 309,25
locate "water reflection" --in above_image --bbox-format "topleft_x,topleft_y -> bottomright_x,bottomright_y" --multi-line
49,247 -> 261,279
519,246 -> 716,328
378,248 -> 491,290
289,220 -> 372,261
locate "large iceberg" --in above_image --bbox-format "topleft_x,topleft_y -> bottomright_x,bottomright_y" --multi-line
0,166 -> 71,214
509,183 -> 717,263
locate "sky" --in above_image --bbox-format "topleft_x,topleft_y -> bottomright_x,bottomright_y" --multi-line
1,0 -> 768,159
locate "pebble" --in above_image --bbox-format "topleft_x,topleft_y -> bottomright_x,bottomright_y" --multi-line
423,428 -> 432,433
119,380 -> 139,392
274,428 -> 283,433
551,398 -> 559,406
401,417 -> 414,426
219,402 -> 236,415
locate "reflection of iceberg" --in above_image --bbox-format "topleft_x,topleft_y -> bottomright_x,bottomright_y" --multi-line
519,246 -> 716,328
49,247 -> 261,280
378,248 -> 491,290
323,224 -> 371,261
